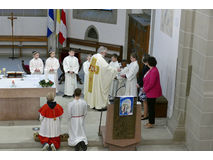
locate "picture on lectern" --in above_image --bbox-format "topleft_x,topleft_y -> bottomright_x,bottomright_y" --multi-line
119,97 -> 134,116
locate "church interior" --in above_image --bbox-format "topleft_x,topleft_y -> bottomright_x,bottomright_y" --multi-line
0,8 -> 213,152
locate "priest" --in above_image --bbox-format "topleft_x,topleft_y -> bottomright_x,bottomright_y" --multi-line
84,46 -> 119,110
63,49 -> 79,97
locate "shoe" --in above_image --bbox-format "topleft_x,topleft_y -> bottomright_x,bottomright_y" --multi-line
144,123 -> 154,128
62,95 -> 67,97
79,141 -> 87,151
50,143 -> 56,151
42,143 -> 49,151
74,142 -> 81,151
141,116 -> 149,120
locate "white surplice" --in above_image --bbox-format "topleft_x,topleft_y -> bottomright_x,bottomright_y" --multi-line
29,58 -> 44,74
63,56 -> 79,96
84,53 -> 117,109
116,67 -> 129,96
83,60 -> 90,97
124,61 -> 139,97
44,57 -> 60,93
67,99 -> 88,146
39,115 -> 61,138
109,61 -> 120,98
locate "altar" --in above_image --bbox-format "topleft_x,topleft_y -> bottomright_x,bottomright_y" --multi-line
0,74 -> 56,120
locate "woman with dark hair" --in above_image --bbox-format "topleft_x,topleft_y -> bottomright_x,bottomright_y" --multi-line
137,54 -> 150,120
143,56 -> 162,128
121,52 -> 139,96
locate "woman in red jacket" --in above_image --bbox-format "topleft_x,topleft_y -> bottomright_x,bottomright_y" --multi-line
143,56 -> 162,128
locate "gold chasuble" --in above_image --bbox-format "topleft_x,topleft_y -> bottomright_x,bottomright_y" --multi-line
84,53 -> 118,110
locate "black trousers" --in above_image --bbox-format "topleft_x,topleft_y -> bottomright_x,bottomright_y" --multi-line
147,98 -> 156,124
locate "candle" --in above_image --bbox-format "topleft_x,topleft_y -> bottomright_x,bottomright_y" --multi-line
45,71 -> 48,81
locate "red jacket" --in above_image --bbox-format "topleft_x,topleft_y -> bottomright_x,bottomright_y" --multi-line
143,67 -> 162,98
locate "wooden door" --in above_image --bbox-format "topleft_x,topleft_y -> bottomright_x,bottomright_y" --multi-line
127,14 -> 150,73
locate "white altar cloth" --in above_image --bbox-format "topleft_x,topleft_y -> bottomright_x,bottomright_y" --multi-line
0,74 -> 55,89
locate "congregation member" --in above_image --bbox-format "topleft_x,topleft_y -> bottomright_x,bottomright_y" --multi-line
44,51 -> 60,93
109,54 -> 120,99
68,88 -> 88,151
63,49 -> 79,97
143,56 -> 162,128
137,54 -> 150,120
38,92 -> 64,151
121,53 -> 139,97
83,54 -> 92,97
84,46 -> 119,110
29,51 -> 44,74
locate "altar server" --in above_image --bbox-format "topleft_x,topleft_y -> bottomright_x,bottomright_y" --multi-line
83,54 -> 91,97
44,51 -> 60,93
63,50 -> 79,97
38,92 -> 64,151
116,60 -> 128,96
121,53 -> 139,97
29,51 -> 44,74
109,54 -> 120,99
68,88 -> 88,151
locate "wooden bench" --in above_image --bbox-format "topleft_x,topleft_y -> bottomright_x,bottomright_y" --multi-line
0,36 -> 48,57
66,37 -> 123,61
155,96 -> 168,118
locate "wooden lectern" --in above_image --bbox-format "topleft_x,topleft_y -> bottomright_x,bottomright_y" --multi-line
100,97 -> 141,151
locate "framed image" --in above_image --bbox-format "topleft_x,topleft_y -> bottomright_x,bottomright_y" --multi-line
119,97 -> 134,116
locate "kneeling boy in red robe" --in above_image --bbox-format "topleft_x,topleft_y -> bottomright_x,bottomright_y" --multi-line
38,92 -> 64,151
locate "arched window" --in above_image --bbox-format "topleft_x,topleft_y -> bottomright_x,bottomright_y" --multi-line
85,25 -> 99,41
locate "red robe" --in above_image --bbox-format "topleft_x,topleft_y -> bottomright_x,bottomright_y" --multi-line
38,103 -> 64,149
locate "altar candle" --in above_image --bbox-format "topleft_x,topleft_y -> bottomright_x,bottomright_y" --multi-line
45,71 -> 48,81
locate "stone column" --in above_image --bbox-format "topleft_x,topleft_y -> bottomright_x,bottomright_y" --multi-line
168,9 -> 213,150
167,9 -> 195,141
185,9 -> 213,150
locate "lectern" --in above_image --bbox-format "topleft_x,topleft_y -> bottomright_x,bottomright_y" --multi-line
100,97 -> 141,151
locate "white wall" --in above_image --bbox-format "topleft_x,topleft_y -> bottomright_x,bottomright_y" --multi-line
67,9 -> 127,58
0,17 -> 47,35
0,16 -> 52,57
152,9 -> 181,118
131,9 -> 143,14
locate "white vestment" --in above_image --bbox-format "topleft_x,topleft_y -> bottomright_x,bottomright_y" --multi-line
83,60 -> 90,97
109,61 -> 120,98
124,61 -> 139,97
84,53 -> 117,109
29,58 -> 44,74
63,56 -> 79,96
67,99 -> 88,146
117,67 -> 128,96
39,115 -> 61,138
44,57 -> 60,93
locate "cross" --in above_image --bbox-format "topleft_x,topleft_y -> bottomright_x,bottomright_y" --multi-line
88,57 -> 100,93
8,12 -> 17,59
